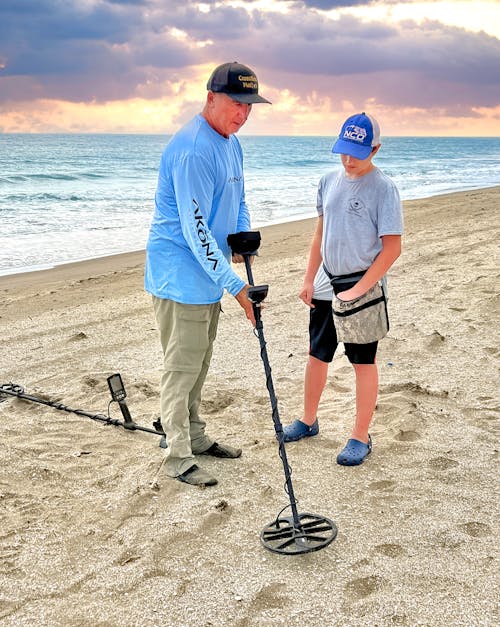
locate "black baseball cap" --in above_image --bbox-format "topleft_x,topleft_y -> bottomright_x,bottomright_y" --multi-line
207,62 -> 271,104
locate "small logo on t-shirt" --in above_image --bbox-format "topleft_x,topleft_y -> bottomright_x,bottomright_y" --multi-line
228,176 -> 242,183
348,197 -> 366,215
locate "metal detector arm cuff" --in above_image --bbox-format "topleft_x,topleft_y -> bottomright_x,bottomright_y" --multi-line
227,231 -> 261,256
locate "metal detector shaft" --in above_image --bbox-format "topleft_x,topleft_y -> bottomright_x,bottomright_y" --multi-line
0,384 -> 163,437
243,253 -> 301,527
243,255 -> 255,285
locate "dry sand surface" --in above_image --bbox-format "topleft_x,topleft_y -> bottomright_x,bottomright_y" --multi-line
0,187 -> 499,626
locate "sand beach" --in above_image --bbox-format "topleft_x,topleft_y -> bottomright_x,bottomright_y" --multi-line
0,187 -> 499,626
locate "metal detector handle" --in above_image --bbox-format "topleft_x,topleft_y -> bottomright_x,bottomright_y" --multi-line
118,400 -> 136,429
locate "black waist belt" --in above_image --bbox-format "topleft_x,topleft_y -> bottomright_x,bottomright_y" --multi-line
323,264 -> 366,285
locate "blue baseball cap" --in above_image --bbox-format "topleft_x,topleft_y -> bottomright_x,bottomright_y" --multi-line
332,112 -> 381,159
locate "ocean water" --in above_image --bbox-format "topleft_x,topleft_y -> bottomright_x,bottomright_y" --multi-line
1,134 -> 499,276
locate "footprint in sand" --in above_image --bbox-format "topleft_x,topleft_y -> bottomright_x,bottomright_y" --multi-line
428,456 -> 459,470
252,395 -> 271,407
433,529 -> 466,548
0,541 -> 24,576
202,390 -> 240,414
276,375 -> 297,384
425,330 -> 446,348
344,575 -> 386,602
132,381 -> 157,398
380,382 -> 448,398
484,347 -> 499,356
370,479 -> 396,491
196,501 -> 234,535
458,521 -> 492,538
394,429 -> 421,442
331,381 -> 351,393
374,543 -> 406,558
82,375 -> 100,388
248,582 -> 289,611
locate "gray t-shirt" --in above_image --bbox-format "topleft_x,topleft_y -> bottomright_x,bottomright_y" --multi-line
313,167 -> 403,300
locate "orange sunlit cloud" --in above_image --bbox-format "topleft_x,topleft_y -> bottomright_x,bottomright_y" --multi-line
3,94 -> 498,137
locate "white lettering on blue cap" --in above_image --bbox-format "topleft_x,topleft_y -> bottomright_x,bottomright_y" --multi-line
343,125 -> 368,144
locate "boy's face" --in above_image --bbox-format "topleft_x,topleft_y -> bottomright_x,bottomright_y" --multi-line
341,145 -> 380,178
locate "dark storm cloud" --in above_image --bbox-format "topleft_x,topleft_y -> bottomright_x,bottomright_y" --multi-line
0,0 -> 257,101
246,10 -> 495,83
1,0 -> 137,47
0,0 -> 203,101
106,0 -> 149,4
221,11 -> 500,110
170,5 -> 252,40
0,0 -> 499,113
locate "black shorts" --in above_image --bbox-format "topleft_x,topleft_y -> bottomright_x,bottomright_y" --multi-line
309,299 -> 378,365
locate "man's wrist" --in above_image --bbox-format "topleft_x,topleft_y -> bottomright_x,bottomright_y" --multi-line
228,277 -> 246,297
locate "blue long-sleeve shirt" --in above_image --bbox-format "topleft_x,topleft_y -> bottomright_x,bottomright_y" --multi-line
145,114 -> 251,304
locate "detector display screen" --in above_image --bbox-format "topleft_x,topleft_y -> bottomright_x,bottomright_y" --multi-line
107,373 -> 126,402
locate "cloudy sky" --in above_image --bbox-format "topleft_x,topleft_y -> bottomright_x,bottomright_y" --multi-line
1,0 -> 499,135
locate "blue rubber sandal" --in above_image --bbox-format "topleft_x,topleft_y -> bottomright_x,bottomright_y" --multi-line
283,419 -> 319,443
336,434 -> 372,466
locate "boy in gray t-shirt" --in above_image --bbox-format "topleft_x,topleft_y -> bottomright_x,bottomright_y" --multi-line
283,113 -> 403,466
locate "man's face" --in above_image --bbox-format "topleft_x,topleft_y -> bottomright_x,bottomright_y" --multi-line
208,92 -> 252,137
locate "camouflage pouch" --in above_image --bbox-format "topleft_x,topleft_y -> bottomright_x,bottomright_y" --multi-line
332,282 -> 389,344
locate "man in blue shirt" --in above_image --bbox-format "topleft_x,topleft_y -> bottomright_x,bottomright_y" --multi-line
145,62 -> 271,486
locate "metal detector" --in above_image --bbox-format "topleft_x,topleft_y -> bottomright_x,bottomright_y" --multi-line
228,231 -> 338,555
0,376 -> 165,439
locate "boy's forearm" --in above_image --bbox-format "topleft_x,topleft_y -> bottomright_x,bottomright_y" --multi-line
346,235 -> 401,298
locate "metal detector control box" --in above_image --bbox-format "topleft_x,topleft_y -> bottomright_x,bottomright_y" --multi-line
107,373 -> 127,402
248,285 -> 268,304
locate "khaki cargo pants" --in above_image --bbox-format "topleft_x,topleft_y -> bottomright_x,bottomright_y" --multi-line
152,297 -> 220,477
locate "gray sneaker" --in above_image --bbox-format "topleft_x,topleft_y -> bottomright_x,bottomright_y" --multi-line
176,464 -> 218,487
201,441 -> 242,458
